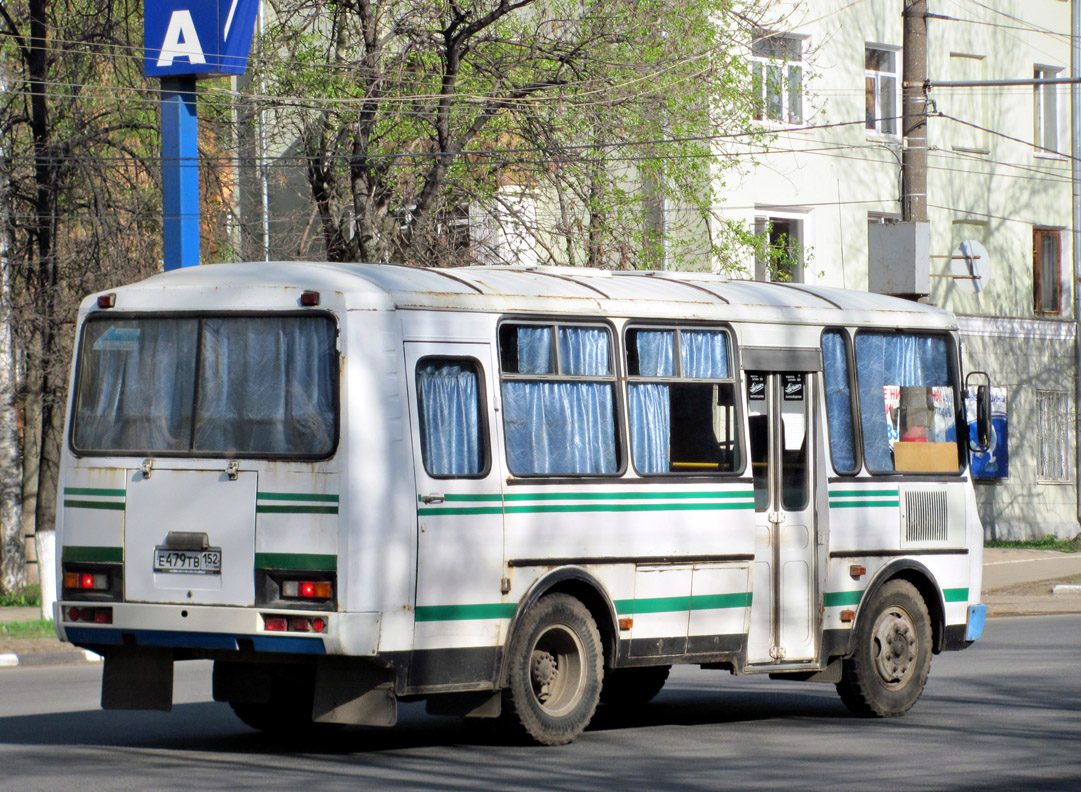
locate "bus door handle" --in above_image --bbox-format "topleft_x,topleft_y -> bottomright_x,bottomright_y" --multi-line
420,494 -> 445,504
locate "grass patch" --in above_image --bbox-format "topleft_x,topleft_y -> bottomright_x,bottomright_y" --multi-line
0,584 -> 41,608
986,535 -> 1081,553
0,619 -> 55,640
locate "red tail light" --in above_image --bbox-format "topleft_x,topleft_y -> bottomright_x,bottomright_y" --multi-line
263,616 -> 288,632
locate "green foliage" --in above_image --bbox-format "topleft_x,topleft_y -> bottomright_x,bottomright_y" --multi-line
986,536 -> 1081,553
0,619 -> 55,640
248,0 -> 776,269
0,585 -> 41,608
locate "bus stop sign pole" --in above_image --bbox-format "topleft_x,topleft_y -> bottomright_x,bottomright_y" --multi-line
144,1 -> 261,271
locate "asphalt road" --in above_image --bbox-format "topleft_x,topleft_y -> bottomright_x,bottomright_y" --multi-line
1,615 -> 1078,792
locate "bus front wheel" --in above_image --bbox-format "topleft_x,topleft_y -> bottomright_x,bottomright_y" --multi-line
503,593 -> 603,745
836,579 -> 931,718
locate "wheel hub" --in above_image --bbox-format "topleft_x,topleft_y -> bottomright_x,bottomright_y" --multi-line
531,650 -> 558,701
871,606 -> 917,688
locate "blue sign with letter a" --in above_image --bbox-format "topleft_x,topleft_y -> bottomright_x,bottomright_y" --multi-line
145,0 -> 261,78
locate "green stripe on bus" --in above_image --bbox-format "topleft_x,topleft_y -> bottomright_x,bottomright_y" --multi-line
256,505 -> 339,515
63,545 -> 123,563
64,499 -> 126,511
503,491 -> 752,502
505,502 -> 753,515
824,590 -> 864,607
63,487 -> 125,498
614,593 -> 753,615
254,553 -> 337,571
415,603 -> 518,622
418,507 -> 505,516
828,500 -> 900,508
828,488 -> 900,495
257,492 -> 339,502
944,587 -> 969,602
691,592 -> 753,611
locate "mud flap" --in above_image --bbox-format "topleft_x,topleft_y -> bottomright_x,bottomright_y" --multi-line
102,646 -> 174,711
311,657 -> 397,726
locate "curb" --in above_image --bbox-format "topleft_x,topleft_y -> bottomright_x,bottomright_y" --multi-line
0,649 -> 102,668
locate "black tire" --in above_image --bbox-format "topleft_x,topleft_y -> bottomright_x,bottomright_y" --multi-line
503,593 -> 604,745
836,579 -> 932,718
599,665 -> 671,707
228,667 -> 341,734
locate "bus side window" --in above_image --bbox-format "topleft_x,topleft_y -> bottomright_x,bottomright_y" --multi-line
499,323 -> 619,476
416,358 -> 488,477
626,327 -> 740,475
821,330 -> 859,474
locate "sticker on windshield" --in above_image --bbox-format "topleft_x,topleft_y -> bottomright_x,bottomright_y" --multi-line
92,326 -> 141,352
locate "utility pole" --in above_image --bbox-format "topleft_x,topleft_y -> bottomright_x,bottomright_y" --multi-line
902,0 -> 928,223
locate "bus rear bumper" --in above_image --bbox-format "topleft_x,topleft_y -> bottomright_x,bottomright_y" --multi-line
54,601 -> 380,657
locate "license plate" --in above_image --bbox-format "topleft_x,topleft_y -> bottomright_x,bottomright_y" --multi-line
154,547 -> 222,575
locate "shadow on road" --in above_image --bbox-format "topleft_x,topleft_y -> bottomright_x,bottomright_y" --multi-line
0,686 -> 850,753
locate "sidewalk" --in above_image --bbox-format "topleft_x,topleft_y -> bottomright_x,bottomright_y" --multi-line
982,547 -> 1081,618
2,549 -> 1079,667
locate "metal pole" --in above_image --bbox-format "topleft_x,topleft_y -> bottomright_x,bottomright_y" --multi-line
902,0 -> 928,223
161,76 -> 200,270
1072,0 -> 1081,525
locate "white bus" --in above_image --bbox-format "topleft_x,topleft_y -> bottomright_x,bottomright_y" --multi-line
54,262 -> 989,745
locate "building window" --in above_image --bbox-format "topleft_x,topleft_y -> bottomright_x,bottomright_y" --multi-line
1036,391 -> 1070,482
754,216 -> 803,282
1034,66 -> 1062,154
865,47 -> 899,136
752,33 -> 804,124
1033,228 -> 1061,316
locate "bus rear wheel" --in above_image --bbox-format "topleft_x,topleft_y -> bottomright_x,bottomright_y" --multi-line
503,594 -> 603,745
599,665 -> 670,708
836,579 -> 931,718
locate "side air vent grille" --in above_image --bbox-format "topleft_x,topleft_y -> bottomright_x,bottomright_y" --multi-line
903,490 -> 949,543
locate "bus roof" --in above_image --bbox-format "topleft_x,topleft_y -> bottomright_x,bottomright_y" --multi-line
98,261 -> 958,331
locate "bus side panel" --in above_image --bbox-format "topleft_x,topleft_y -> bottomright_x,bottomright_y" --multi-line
340,309 -> 417,654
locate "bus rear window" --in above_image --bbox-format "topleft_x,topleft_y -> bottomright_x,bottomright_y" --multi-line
72,315 -> 338,457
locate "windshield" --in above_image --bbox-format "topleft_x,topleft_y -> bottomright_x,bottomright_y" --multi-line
71,314 -> 338,458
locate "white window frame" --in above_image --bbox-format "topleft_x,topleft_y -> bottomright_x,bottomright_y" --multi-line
865,45 -> 900,137
753,208 -> 814,284
1034,65 -> 1063,156
1036,390 -> 1071,483
752,32 -> 805,126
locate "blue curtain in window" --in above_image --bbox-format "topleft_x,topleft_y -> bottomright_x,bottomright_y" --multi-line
417,362 -> 482,476
855,333 -> 950,472
629,384 -> 670,473
503,326 -> 616,474
517,327 -> 551,374
503,382 -> 617,474
195,317 -> 336,455
628,331 -> 673,473
681,331 -> 729,378
74,318 -> 198,452
635,331 -> 674,376
559,327 -> 610,375
822,331 -> 857,473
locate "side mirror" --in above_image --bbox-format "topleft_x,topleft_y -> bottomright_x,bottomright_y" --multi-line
965,371 -> 993,453
975,384 -> 991,451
